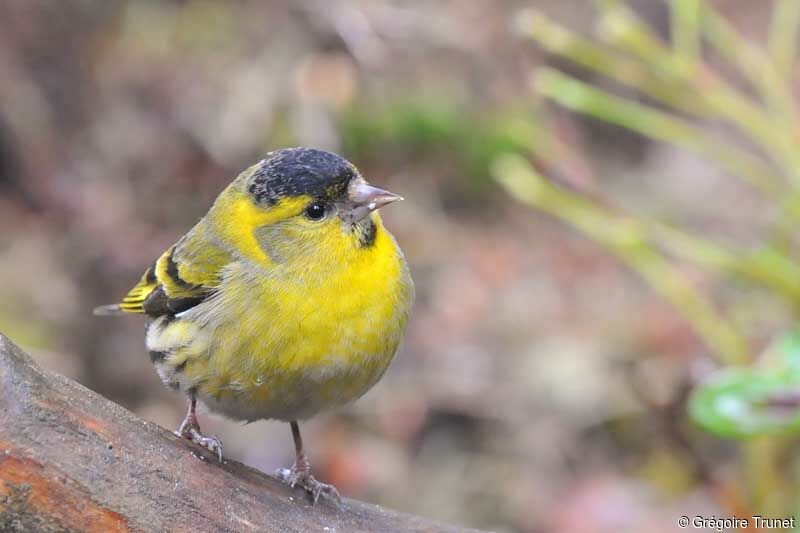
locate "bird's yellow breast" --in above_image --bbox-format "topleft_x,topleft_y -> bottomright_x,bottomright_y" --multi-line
147,213 -> 413,422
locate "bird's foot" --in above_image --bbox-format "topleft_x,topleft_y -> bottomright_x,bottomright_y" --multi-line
174,415 -> 223,462
276,455 -> 340,504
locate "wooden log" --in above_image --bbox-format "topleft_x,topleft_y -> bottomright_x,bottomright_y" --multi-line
0,333 -> 478,533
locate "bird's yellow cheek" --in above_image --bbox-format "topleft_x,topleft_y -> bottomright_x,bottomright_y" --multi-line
209,190 -> 311,265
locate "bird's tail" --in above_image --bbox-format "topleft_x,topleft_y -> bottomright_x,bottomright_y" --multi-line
93,304 -> 125,316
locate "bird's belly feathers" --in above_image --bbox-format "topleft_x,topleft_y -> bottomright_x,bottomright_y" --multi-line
146,233 -> 412,422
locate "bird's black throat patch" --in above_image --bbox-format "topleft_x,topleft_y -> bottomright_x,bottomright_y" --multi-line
356,218 -> 378,248
248,148 -> 357,205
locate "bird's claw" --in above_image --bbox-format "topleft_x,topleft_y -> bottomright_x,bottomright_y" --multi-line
175,426 -> 223,462
276,466 -> 340,504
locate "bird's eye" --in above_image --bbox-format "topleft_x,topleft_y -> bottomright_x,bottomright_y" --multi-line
305,202 -> 326,220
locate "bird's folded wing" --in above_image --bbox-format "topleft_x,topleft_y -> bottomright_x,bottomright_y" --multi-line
117,241 -> 222,316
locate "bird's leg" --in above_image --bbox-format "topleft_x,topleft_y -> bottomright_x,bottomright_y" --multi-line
174,392 -> 223,462
276,421 -> 340,503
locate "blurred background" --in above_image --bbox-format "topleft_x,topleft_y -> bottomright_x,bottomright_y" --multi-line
4,1 -> 800,531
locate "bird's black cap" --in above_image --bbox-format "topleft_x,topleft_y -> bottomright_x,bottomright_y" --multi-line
248,148 -> 358,205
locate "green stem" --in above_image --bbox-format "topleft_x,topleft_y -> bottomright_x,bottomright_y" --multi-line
493,154 -> 749,365
699,4 -> 799,173
534,68 -> 782,198
670,0 -> 700,65
518,10 -> 710,117
768,0 -> 800,81
597,1 -> 800,189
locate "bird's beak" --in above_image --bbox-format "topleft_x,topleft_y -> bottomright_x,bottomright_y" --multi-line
342,181 -> 403,223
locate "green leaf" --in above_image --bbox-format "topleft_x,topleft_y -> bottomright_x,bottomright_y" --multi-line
690,331 -> 800,438
689,368 -> 800,438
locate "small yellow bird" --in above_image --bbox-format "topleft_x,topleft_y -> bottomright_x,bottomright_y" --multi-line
95,147 -> 413,502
